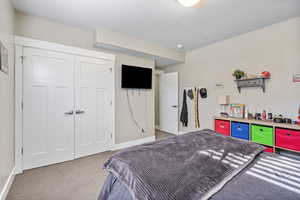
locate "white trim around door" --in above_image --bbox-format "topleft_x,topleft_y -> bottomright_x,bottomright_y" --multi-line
15,36 -> 116,174
0,167 -> 15,200
159,72 -> 179,135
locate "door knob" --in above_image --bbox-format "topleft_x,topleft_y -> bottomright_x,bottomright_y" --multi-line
64,111 -> 74,115
76,110 -> 85,114
172,105 -> 178,108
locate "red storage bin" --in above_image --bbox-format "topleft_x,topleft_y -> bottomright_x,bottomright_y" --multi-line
276,128 -> 300,152
263,146 -> 274,153
215,120 -> 230,136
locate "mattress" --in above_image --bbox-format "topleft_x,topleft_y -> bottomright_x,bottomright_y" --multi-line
99,152 -> 300,200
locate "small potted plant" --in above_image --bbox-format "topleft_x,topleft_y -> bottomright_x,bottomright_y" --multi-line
232,69 -> 246,80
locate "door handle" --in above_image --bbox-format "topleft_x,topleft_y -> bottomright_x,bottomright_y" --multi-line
76,110 -> 85,114
172,105 -> 178,108
64,111 -> 74,115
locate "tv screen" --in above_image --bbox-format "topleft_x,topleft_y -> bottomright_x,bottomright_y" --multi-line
122,65 -> 152,89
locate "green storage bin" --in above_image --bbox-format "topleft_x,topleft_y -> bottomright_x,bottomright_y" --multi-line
251,125 -> 273,146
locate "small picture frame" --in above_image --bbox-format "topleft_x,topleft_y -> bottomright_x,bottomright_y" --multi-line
293,74 -> 300,82
0,41 -> 9,75
229,104 -> 245,118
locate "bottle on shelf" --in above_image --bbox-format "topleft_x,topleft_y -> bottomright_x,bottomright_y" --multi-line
262,110 -> 266,121
245,109 -> 249,119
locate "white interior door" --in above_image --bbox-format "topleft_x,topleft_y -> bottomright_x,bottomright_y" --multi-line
75,56 -> 113,158
23,47 -> 75,170
159,72 -> 179,135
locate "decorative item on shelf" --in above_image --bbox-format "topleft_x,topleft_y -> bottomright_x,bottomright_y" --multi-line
262,110 -> 267,121
274,115 -> 283,123
229,104 -> 245,118
268,112 -> 273,120
232,69 -> 246,80
283,118 -> 292,124
261,71 -> 271,79
220,112 -> 229,118
245,109 -> 249,119
247,74 -> 258,79
255,113 -> 262,120
248,113 -> 254,120
293,74 -> 300,83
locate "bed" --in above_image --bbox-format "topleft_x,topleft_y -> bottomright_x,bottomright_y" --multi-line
98,129 -> 300,200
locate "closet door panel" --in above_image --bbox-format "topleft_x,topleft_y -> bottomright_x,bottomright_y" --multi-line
75,56 -> 113,158
96,89 -> 109,143
79,87 -> 96,147
51,86 -> 75,163
23,47 -> 75,170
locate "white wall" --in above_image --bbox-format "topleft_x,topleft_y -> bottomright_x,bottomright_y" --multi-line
0,0 -> 15,195
15,11 -> 155,144
165,17 -> 300,132
115,54 -> 154,143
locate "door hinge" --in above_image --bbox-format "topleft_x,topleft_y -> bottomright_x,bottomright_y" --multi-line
110,101 -> 112,106
21,101 -> 24,110
21,148 -> 23,155
20,56 -> 25,64
110,133 -> 113,139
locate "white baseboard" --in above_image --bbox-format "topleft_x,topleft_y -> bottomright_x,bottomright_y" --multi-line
157,128 -> 178,135
179,128 -> 203,135
112,136 -> 156,151
0,167 -> 15,200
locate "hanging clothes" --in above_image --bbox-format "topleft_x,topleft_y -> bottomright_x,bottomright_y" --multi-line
180,89 -> 188,127
196,88 -> 200,128
187,89 -> 194,100
193,87 -> 200,129
193,88 -> 197,128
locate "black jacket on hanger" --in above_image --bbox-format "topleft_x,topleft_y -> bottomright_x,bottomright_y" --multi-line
180,89 -> 188,127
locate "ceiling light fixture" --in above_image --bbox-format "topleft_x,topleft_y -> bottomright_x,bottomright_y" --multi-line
177,44 -> 184,50
177,0 -> 201,7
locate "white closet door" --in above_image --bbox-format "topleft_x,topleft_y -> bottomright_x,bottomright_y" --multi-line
75,56 -> 113,158
23,47 -> 75,170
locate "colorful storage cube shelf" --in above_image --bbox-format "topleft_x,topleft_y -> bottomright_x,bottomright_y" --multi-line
214,117 -> 300,154
251,125 -> 273,146
215,120 -> 230,136
231,122 -> 249,140
263,146 -> 274,153
276,128 -> 300,152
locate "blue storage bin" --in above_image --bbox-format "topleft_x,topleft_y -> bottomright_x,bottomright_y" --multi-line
231,122 -> 249,140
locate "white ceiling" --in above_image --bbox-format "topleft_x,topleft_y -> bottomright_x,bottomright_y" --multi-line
12,0 -> 300,51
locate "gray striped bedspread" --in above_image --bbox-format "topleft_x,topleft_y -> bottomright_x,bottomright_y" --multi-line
99,153 -> 300,200
100,129 -> 264,200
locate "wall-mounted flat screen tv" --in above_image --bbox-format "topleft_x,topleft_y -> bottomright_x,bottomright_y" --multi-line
121,65 -> 152,89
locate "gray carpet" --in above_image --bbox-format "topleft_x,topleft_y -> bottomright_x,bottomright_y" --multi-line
7,131 -> 173,200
